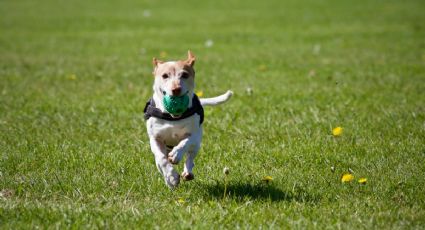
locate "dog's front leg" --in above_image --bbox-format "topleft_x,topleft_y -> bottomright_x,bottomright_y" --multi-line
149,137 -> 180,188
167,134 -> 191,165
181,142 -> 200,181
168,131 -> 202,181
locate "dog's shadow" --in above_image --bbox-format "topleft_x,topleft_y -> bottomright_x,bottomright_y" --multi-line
196,181 -> 320,203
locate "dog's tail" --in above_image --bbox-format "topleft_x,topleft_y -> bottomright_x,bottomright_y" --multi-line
199,90 -> 233,106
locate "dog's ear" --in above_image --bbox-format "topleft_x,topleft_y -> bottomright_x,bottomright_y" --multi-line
152,58 -> 164,75
185,50 -> 195,67
152,57 -> 164,66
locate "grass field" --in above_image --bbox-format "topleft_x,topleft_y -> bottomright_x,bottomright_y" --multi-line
1,0 -> 425,228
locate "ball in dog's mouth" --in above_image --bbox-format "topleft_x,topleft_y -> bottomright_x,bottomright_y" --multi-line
163,93 -> 189,116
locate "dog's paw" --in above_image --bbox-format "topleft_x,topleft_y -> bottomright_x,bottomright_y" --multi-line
168,150 -> 183,165
181,172 -> 194,181
165,168 -> 180,189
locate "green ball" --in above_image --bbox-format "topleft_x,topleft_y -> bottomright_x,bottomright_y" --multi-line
163,94 -> 189,115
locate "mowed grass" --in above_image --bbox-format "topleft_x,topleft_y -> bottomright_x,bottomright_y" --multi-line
1,0 -> 425,228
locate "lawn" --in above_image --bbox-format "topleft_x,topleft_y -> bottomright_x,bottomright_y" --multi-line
1,0 -> 425,228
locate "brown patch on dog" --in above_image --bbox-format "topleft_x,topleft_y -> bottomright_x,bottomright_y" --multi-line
183,64 -> 195,78
152,51 -> 196,79
185,50 -> 195,67
152,58 -> 164,75
171,80 -> 180,89
152,58 -> 164,67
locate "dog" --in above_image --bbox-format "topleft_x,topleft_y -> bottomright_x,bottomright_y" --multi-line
144,51 -> 233,188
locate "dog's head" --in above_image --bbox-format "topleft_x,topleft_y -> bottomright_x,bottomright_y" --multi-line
152,51 -> 196,98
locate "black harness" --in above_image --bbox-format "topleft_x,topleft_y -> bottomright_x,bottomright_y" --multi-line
143,94 -> 204,124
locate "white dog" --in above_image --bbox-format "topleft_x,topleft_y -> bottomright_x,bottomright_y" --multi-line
144,51 -> 233,188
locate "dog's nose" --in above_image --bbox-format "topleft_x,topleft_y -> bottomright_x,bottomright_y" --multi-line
171,87 -> 182,96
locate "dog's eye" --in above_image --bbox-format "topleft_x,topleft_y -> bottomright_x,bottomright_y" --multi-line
162,74 -> 169,79
181,72 -> 189,79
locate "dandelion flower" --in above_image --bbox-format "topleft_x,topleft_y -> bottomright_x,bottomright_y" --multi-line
177,197 -> 185,204
246,87 -> 253,95
258,64 -> 267,71
160,51 -> 167,59
332,126 -> 343,136
358,178 -> 367,184
313,44 -> 321,55
262,176 -> 273,183
223,167 -> 230,175
196,90 -> 204,98
341,173 -> 354,183
223,167 -> 230,199
205,39 -> 214,48
67,74 -> 77,80
308,69 -> 316,77
143,10 -> 151,18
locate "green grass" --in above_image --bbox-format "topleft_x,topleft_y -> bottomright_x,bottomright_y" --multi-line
1,0 -> 425,228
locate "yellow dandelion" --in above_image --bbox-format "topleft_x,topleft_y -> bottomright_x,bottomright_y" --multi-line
262,176 -> 273,183
160,51 -> 168,58
332,126 -> 343,136
341,173 -> 354,183
308,69 -> 316,77
195,90 -> 204,98
177,197 -> 185,204
258,64 -> 267,71
358,178 -> 367,184
67,74 -> 77,80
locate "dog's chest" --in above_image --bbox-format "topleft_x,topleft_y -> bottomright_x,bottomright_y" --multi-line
147,115 -> 200,146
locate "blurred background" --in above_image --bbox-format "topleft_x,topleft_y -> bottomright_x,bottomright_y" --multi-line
2,0 -> 423,88
1,0 -> 423,143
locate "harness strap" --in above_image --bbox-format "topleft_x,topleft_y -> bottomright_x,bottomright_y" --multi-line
144,94 -> 204,124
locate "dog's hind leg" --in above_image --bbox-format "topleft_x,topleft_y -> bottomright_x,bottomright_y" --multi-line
149,137 -> 180,188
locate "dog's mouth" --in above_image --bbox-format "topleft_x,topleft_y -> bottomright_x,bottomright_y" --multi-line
161,89 -> 189,98
161,89 -> 190,116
